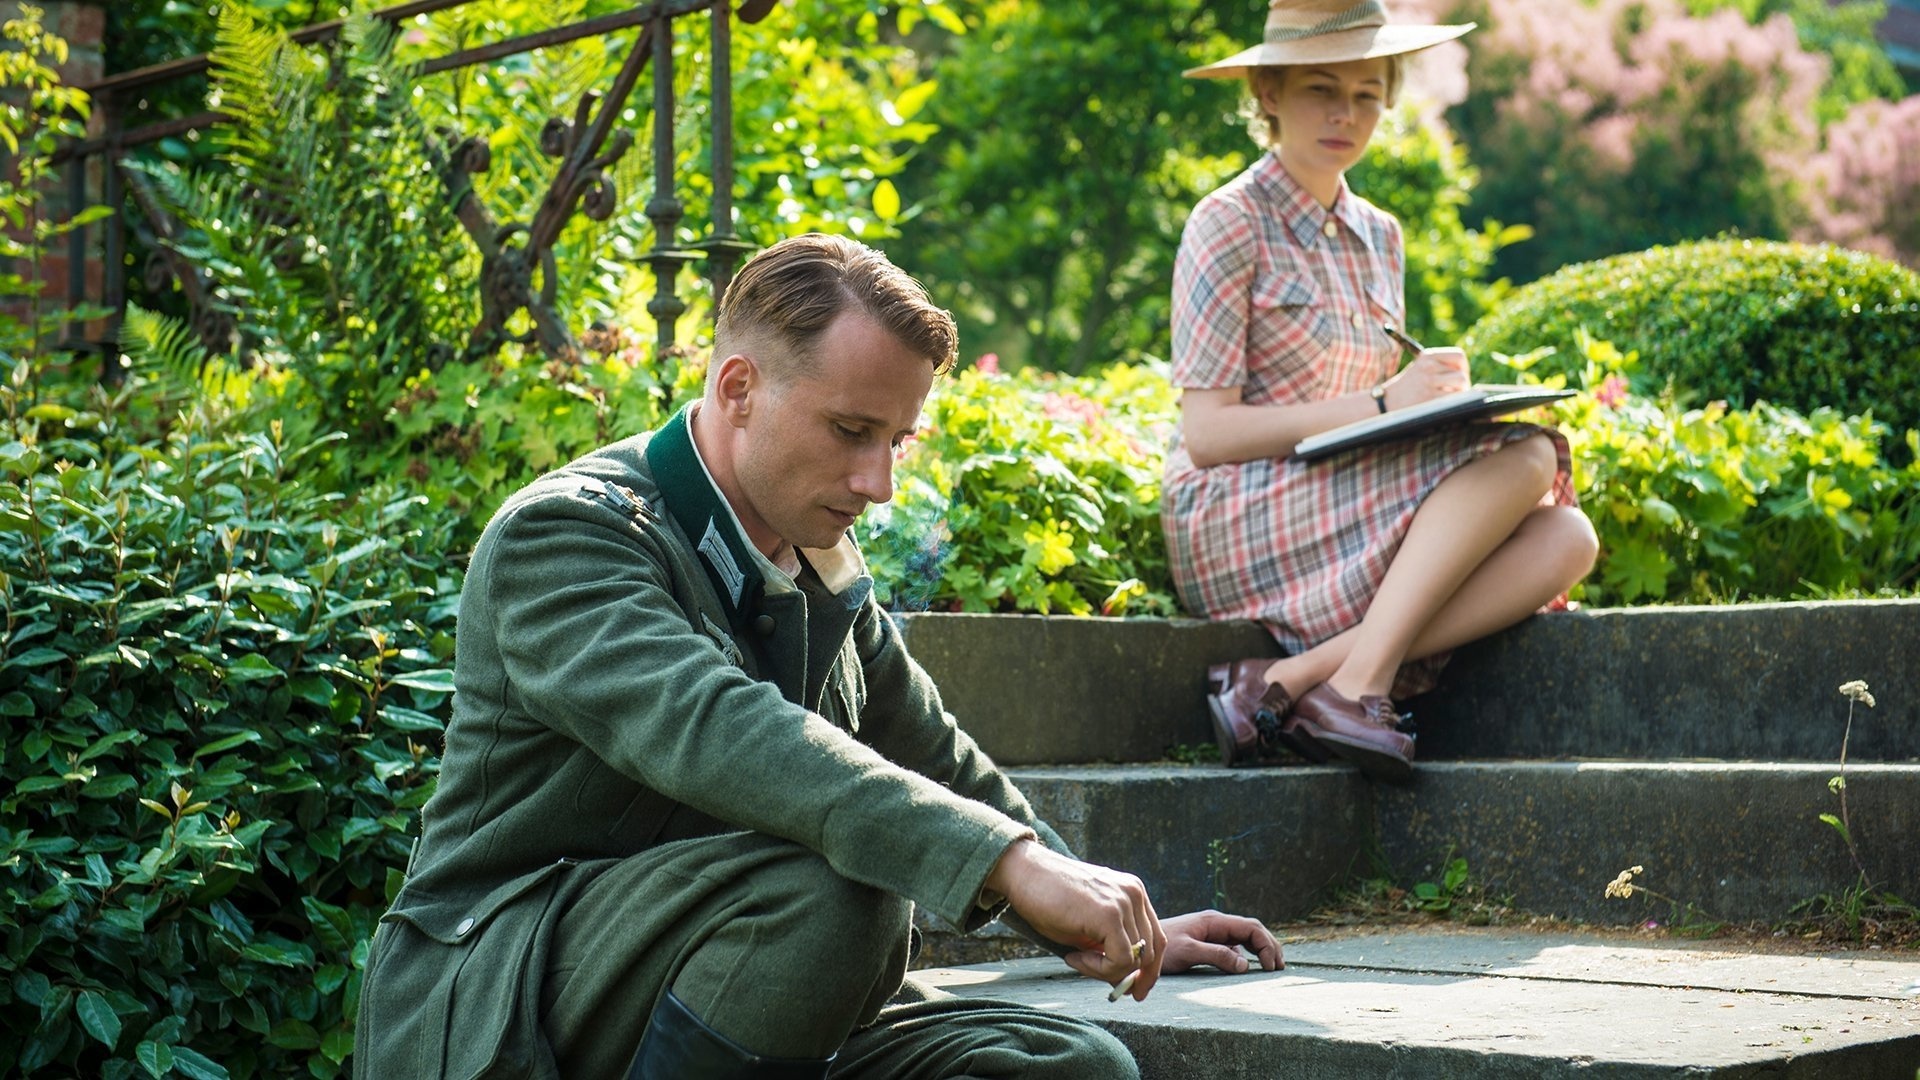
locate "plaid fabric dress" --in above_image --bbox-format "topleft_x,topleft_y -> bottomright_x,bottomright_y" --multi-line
1162,154 -> 1576,697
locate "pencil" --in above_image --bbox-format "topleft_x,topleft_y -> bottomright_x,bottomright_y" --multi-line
1382,323 -> 1426,358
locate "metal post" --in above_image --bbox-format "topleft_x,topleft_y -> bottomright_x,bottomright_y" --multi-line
697,1 -> 755,307
642,12 -> 699,351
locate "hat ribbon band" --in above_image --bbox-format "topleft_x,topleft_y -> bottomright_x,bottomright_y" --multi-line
1265,0 -> 1388,43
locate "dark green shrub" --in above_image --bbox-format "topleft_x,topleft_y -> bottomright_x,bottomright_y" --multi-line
0,369 -> 453,1078
1462,239 -> 1920,437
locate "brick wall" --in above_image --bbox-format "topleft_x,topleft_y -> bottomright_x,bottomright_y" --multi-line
2,1 -> 107,334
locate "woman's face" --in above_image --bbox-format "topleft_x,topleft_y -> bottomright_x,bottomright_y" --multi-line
1262,57 -> 1391,186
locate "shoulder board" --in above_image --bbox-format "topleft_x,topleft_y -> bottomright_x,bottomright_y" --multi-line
581,480 -> 657,525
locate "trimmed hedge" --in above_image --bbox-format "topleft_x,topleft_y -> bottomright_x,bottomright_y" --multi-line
0,375 -> 453,1078
1461,240 -> 1920,437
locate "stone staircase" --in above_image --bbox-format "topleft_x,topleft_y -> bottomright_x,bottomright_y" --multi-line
894,601 -> 1920,1077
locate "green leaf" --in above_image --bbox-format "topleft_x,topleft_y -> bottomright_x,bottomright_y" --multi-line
0,689 -> 35,715
171,1045 -> 232,1080
81,773 -> 138,799
78,728 -> 143,762
303,895 -> 354,953
195,729 -> 264,757
387,668 -> 454,693
378,704 -> 445,733
267,1018 -> 321,1049
225,653 -> 285,682
137,1040 -> 175,1078
3,646 -> 67,669
321,1023 -> 355,1064
78,989 -> 122,1048
892,80 -> 939,122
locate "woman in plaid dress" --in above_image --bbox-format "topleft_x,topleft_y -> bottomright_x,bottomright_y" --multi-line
1165,0 -> 1597,782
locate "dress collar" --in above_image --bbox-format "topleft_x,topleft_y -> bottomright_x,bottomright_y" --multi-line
1251,152 -> 1374,254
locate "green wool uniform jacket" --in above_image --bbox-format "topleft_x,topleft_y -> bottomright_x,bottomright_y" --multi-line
354,408 -> 1069,1078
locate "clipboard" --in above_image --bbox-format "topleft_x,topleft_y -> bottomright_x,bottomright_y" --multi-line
1291,384 -> 1575,462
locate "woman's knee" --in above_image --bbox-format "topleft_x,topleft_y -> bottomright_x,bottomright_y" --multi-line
1524,505 -> 1599,583
1494,433 -> 1559,499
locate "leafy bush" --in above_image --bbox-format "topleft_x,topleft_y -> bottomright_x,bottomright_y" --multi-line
1461,239 -> 1920,437
1497,334 -> 1920,605
0,369 -> 454,1078
348,323 -> 704,545
867,359 -> 1180,615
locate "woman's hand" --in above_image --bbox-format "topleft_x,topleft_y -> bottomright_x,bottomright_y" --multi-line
1382,346 -> 1471,409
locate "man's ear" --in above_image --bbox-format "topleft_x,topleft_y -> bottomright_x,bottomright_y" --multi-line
711,352 -> 757,428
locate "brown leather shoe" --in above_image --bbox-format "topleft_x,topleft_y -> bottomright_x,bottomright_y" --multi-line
1205,660 -> 1326,767
1292,684 -> 1415,784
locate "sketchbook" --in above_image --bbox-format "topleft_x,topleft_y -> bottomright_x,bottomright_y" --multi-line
1292,384 -> 1576,462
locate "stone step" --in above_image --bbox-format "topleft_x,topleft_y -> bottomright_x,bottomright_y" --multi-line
1006,762 -> 1920,924
915,927 -> 1920,1079
894,601 -> 1920,765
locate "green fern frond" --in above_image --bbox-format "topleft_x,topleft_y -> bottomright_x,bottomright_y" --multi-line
208,6 -> 288,170
119,302 -> 215,393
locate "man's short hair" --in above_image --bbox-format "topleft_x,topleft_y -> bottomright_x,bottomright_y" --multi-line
713,233 -> 958,379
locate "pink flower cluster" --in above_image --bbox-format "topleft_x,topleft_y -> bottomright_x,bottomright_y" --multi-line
1798,96 -> 1920,267
1465,0 -> 1824,176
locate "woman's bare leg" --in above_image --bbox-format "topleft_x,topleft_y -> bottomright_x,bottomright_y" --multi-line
1260,436 -> 1596,699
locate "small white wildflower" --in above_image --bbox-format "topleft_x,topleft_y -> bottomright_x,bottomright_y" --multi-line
1838,681 -> 1875,708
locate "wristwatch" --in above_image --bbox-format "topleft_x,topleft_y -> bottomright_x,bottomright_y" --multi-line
1370,383 -> 1389,413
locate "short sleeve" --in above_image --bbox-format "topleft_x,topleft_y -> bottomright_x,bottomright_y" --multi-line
1171,195 -> 1258,391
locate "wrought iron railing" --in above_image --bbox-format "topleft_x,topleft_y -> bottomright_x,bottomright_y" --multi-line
52,0 -> 775,375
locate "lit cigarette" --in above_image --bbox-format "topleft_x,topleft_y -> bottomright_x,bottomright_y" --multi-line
1107,968 -> 1140,1003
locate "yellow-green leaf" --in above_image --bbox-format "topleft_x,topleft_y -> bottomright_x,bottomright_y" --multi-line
872,179 -> 901,222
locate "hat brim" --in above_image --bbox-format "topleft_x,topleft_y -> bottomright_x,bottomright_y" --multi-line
1184,22 -> 1474,79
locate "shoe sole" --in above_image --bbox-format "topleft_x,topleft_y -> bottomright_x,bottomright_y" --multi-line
1274,718 -> 1332,764
1312,729 -> 1415,785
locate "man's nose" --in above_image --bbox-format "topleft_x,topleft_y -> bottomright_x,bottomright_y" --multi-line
849,447 -> 894,504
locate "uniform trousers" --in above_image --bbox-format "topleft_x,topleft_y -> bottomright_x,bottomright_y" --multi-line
539,831 -> 1139,1079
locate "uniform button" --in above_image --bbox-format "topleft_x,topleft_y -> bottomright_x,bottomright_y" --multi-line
753,614 -> 777,637
1323,221 -> 1338,238
1351,312 -> 1365,329
455,917 -> 475,937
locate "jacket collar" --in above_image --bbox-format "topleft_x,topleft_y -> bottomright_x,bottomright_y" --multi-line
644,404 -> 871,636
645,405 -> 767,635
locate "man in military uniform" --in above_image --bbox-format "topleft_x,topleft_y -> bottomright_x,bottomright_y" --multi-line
354,233 -> 1281,1079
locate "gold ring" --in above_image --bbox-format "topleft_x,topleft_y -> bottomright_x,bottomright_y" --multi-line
1130,939 -> 1146,962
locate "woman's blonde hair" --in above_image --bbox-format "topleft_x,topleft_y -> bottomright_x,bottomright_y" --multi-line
1242,57 -> 1403,150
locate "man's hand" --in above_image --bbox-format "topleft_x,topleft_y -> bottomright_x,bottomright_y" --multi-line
985,839 -> 1167,1000
1159,910 -> 1283,975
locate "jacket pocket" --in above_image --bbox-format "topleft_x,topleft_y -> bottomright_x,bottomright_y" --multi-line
361,862 -> 575,1079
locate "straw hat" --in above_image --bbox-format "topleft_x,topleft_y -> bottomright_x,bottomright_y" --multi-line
1185,0 -> 1475,79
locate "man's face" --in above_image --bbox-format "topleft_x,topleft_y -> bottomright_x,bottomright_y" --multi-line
731,310 -> 934,553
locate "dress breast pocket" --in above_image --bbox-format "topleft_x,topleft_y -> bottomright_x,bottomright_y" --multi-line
1250,271 -> 1330,366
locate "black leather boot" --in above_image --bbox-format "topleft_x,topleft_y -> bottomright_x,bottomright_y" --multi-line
626,991 -> 835,1079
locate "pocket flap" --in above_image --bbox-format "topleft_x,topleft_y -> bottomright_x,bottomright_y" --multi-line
384,860 -> 574,946
1253,272 -> 1319,310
